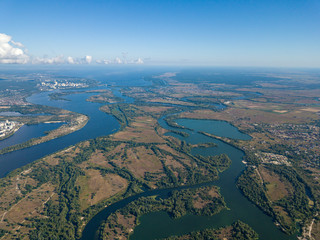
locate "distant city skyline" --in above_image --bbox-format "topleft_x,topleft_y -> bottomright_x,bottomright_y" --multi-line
0,0 -> 319,67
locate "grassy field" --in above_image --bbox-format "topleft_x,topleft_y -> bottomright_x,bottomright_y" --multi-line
0,70 -> 319,239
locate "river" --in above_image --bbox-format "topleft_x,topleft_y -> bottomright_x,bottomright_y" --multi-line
0,86 -> 296,240
0,122 -> 64,150
0,90 -> 119,178
130,118 -> 293,240
82,117 -> 295,240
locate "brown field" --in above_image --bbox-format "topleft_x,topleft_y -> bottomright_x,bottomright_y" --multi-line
231,99 -> 290,111
301,107 -> 320,113
237,87 -> 320,98
43,145 -> 81,165
88,95 -> 117,103
109,145 -> 165,184
125,146 -> 163,178
99,105 -> 110,113
88,150 -> 113,168
77,169 -> 127,210
311,219 -> 320,240
305,167 -> 320,185
208,187 -> 220,198
0,182 -> 56,238
116,212 -> 136,231
102,212 -> 137,240
273,206 -> 293,227
157,144 -> 193,167
43,155 -> 62,166
239,132 -> 276,152
112,116 -> 165,143
193,186 -> 220,209
158,87 -> 218,98
163,155 -> 185,171
180,109 -> 232,121
214,226 -> 233,240
149,98 -> 197,106
96,139 -> 196,188
273,110 -> 288,113
136,105 -> 172,114
181,106 -> 318,126
120,88 -> 157,100
259,166 -> 293,201
87,90 -> 121,103
5,183 -> 55,223
102,143 -> 127,164
87,89 -> 113,96
1,72 -> 320,239
0,170 -> 38,213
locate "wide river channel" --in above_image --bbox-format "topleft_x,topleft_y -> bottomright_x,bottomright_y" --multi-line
0,88 -> 296,240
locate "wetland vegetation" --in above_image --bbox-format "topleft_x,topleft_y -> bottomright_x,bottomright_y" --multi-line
0,68 -> 319,239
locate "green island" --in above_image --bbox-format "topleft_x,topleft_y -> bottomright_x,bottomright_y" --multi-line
0,69 -> 319,240
101,186 -> 226,240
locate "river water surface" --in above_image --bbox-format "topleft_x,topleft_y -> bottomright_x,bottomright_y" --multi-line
82,117 -> 295,240
0,91 -> 119,177
0,87 -> 296,240
0,122 -> 64,150
130,118 -> 293,240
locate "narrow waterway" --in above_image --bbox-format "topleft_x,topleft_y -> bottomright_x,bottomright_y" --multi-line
130,118 -> 293,240
82,117 -> 295,240
0,87 -> 296,240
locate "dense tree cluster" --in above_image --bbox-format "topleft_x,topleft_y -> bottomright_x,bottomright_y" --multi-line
237,165 -> 314,235
163,220 -> 258,240
102,186 -> 226,239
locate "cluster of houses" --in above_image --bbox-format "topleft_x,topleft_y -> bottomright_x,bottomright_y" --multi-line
38,80 -> 88,90
0,120 -> 16,138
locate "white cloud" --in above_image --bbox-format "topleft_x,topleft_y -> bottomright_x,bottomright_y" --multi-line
135,58 -> 144,64
69,55 -> 93,64
67,56 -> 74,64
96,59 -> 110,64
68,55 -> 93,64
11,40 -> 24,48
32,55 -> 95,65
85,55 -> 92,64
0,33 -> 143,66
32,55 -> 65,64
0,33 -> 29,64
96,57 -> 123,64
96,56 -> 144,65
114,57 -> 122,64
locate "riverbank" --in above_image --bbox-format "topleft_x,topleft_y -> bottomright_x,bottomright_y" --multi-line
0,114 -> 88,155
0,123 -> 23,141
0,68 -> 319,240
77,111 -> 294,240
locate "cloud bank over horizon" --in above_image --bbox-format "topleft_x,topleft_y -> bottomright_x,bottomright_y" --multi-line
0,33 -> 29,64
0,33 -> 144,65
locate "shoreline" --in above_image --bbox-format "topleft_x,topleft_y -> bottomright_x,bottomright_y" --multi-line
0,123 -> 24,141
0,115 -> 88,155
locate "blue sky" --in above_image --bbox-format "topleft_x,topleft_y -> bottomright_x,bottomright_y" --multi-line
0,0 -> 319,67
